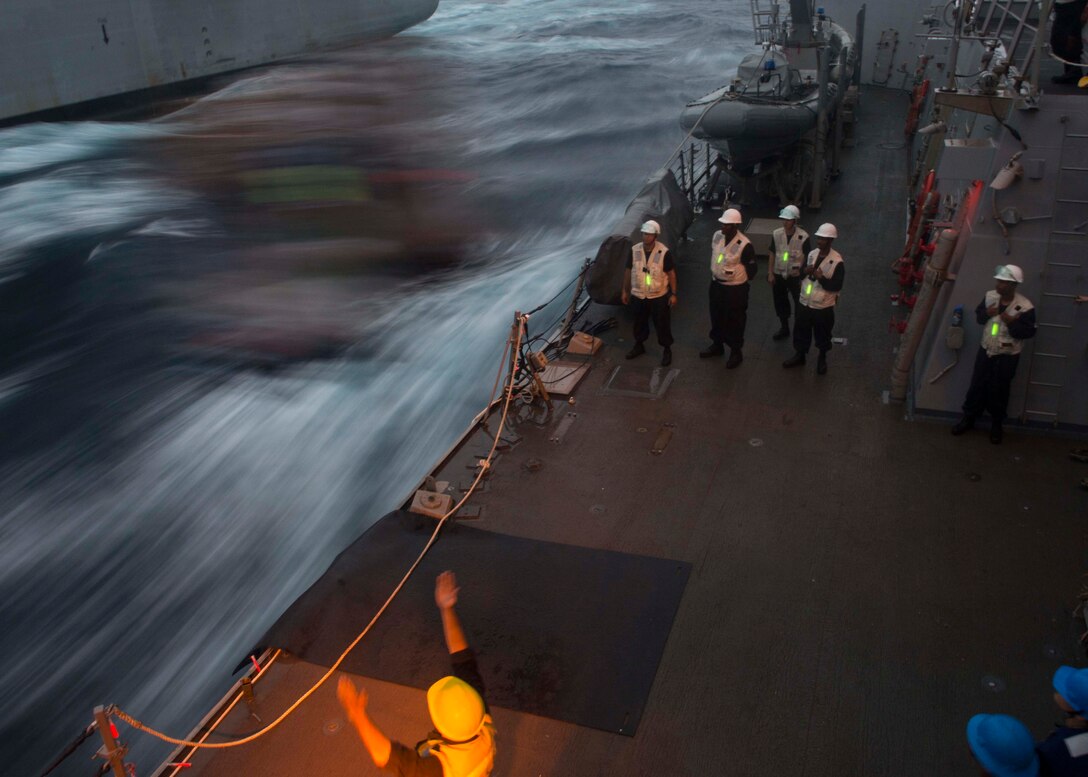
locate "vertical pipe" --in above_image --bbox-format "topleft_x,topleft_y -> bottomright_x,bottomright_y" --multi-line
853,4 -> 866,88
1033,0 -> 1053,96
790,0 -> 815,45
890,228 -> 959,401
811,45 -> 829,208
831,46 -> 849,176
945,0 -> 964,91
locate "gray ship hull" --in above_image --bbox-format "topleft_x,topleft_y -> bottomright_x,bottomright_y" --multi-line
0,0 -> 438,122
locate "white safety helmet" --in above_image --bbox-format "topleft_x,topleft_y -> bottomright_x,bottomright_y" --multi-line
815,222 -> 838,239
994,264 -> 1024,283
718,208 -> 743,225
640,220 -> 661,235
778,204 -> 801,221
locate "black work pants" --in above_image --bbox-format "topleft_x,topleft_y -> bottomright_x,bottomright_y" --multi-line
793,304 -> 835,354
1052,0 -> 1087,73
962,347 -> 1020,422
772,274 -> 801,323
630,294 -> 673,347
707,280 -> 749,350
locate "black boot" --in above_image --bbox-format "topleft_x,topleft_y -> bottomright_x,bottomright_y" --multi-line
816,352 -> 827,375
990,421 -> 1003,444
699,342 -> 725,358
726,349 -> 743,369
772,321 -> 790,341
625,342 -> 645,360
782,352 -> 806,368
661,347 -> 672,367
950,415 -> 975,436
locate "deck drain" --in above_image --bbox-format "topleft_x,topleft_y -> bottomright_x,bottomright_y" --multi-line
590,504 -> 606,515
981,675 -> 1006,693
324,720 -> 343,735
748,438 -> 763,447
522,458 -> 543,473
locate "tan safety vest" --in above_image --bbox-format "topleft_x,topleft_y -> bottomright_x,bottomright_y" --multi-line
710,231 -> 751,285
772,226 -> 809,277
798,248 -> 843,310
981,290 -> 1034,357
630,241 -> 670,299
421,718 -> 496,777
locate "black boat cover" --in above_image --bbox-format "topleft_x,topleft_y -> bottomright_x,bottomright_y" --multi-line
586,168 -> 693,305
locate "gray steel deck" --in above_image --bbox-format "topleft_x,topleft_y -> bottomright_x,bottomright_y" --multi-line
177,85 -> 1088,777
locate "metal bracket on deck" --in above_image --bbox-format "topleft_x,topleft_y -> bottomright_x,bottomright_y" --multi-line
650,423 -> 676,455
549,412 -> 578,444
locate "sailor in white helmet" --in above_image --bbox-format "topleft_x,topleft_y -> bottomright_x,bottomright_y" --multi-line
700,207 -> 757,368
339,571 -> 496,777
622,219 -> 678,367
767,204 -> 812,341
782,223 -> 844,375
951,264 -> 1037,444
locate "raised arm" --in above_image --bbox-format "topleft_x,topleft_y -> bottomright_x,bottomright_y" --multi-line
435,570 -> 468,655
337,677 -> 392,768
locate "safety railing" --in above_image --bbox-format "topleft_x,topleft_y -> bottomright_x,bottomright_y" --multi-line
972,0 -> 1045,79
670,140 -> 719,209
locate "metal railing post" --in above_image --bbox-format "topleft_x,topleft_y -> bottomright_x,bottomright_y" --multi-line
689,143 -> 696,201
93,706 -> 127,777
559,260 -> 591,343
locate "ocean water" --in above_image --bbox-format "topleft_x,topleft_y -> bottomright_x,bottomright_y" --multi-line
0,1 -> 750,774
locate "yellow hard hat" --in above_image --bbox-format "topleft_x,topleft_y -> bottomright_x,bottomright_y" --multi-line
427,676 -> 485,741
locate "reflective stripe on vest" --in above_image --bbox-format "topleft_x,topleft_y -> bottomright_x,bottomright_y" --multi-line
772,227 -> 808,277
631,241 -> 670,299
980,290 -> 1034,357
710,231 -> 751,285
798,248 -> 843,309
426,719 -> 496,777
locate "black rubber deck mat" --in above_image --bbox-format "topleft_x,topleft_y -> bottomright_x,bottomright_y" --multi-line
261,511 -> 691,736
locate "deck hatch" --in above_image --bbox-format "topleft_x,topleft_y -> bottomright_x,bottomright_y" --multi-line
602,365 -> 678,399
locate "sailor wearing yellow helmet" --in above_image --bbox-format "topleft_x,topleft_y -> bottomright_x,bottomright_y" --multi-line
338,571 -> 496,776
